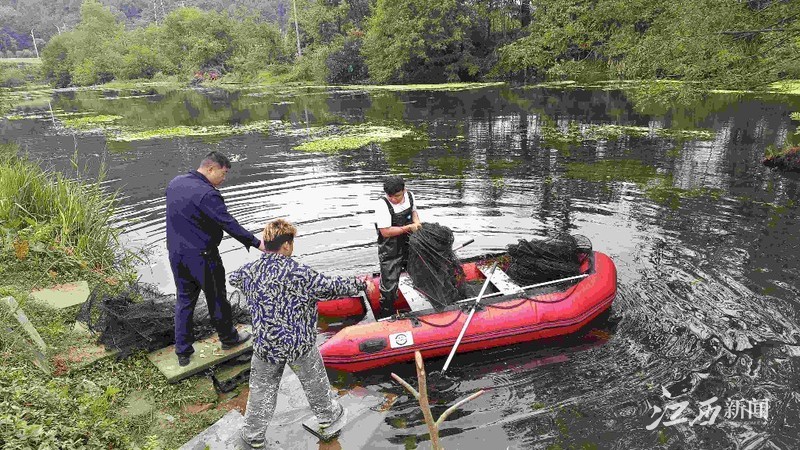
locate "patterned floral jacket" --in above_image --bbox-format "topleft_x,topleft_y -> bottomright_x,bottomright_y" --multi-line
229,252 -> 365,363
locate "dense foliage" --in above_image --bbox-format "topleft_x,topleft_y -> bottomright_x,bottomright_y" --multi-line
3,0 -> 800,89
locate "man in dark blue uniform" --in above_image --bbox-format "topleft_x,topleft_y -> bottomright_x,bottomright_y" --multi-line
166,151 -> 265,366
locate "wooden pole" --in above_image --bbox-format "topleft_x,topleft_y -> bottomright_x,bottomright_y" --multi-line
30,30 -> 39,58
292,0 -> 302,57
415,352 -> 441,449
392,351 -> 484,450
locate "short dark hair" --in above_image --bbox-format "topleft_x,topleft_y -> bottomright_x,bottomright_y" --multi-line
383,176 -> 405,195
201,151 -> 231,169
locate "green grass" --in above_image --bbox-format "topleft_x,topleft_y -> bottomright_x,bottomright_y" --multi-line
0,143 -> 239,449
0,144 -> 136,284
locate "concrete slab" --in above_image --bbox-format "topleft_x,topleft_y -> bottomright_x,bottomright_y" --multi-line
302,406 -> 347,441
147,324 -> 253,383
121,390 -> 156,418
179,409 -> 246,450
2,296 -> 47,352
180,367 -> 390,449
30,280 -> 90,309
1,296 -> 50,374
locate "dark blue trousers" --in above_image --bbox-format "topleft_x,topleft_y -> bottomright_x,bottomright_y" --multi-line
169,252 -> 238,356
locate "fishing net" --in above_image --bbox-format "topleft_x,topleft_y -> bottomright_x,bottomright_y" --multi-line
407,222 -> 474,308
76,283 -> 251,358
506,233 -> 592,286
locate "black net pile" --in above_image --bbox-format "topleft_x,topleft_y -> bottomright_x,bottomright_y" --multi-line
407,223 -> 473,308
506,234 -> 592,286
76,283 -> 251,358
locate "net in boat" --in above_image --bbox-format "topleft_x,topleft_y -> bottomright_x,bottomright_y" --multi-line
505,233 -> 592,285
75,283 -> 251,358
406,223 -> 475,308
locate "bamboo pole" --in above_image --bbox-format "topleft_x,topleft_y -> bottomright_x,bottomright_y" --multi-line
392,351 -> 484,450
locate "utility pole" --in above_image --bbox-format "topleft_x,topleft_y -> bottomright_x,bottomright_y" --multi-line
292,0 -> 302,57
30,30 -> 39,58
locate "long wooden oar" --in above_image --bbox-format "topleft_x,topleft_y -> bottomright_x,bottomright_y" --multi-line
442,262 -> 497,374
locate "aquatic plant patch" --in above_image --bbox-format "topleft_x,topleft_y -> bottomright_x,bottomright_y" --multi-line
61,115 -> 123,130
292,125 -> 415,153
110,120 -> 284,142
565,159 -> 722,207
334,82 -> 506,92
541,122 -> 715,151
767,80 -> 800,96
0,86 -> 53,116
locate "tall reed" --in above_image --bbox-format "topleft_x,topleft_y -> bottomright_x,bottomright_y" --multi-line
0,143 -> 133,284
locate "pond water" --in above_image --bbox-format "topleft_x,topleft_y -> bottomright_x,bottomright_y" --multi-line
3,83 -> 800,449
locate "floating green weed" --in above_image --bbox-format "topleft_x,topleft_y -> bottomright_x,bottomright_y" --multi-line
767,80 -> 800,95
654,128 -> 715,140
585,124 -> 649,141
335,82 -> 505,92
541,121 -> 582,154
293,125 -> 414,153
487,158 -> 521,171
566,160 -> 660,184
429,155 -> 473,177
111,120 -> 281,142
540,122 -> 713,154
61,115 -> 123,129
565,159 -> 722,208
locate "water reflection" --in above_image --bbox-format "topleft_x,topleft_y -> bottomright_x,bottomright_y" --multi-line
3,84 -> 800,449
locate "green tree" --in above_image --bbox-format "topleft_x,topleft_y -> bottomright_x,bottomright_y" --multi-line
228,16 -> 290,80
40,0 -> 124,86
158,7 -> 237,75
363,0 -> 477,83
495,0 -> 800,89
116,24 -> 170,80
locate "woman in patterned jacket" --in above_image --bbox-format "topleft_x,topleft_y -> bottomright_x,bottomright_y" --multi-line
229,218 -> 374,448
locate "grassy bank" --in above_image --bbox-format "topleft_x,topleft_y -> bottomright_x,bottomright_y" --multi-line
0,58 -> 45,88
0,143 -> 228,449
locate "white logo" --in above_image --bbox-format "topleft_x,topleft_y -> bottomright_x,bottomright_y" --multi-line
389,331 -> 414,349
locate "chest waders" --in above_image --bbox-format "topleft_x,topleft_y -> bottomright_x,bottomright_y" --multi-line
376,195 -> 414,316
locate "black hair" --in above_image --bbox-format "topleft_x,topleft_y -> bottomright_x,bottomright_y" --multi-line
265,233 -> 294,251
383,176 -> 405,195
201,151 -> 231,169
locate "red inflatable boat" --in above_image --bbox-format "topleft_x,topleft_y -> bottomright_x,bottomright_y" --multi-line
318,251 -> 617,372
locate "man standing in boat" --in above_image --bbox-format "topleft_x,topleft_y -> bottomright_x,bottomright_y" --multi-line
374,176 -> 422,319
229,219 -> 374,448
165,151 -> 263,367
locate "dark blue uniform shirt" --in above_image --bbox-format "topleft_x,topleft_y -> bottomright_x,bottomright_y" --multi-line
166,170 -> 259,256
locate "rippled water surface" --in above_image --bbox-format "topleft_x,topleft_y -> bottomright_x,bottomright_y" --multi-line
4,84 -> 800,449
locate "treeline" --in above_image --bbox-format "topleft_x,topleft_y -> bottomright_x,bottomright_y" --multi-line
24,0 -> 800,88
